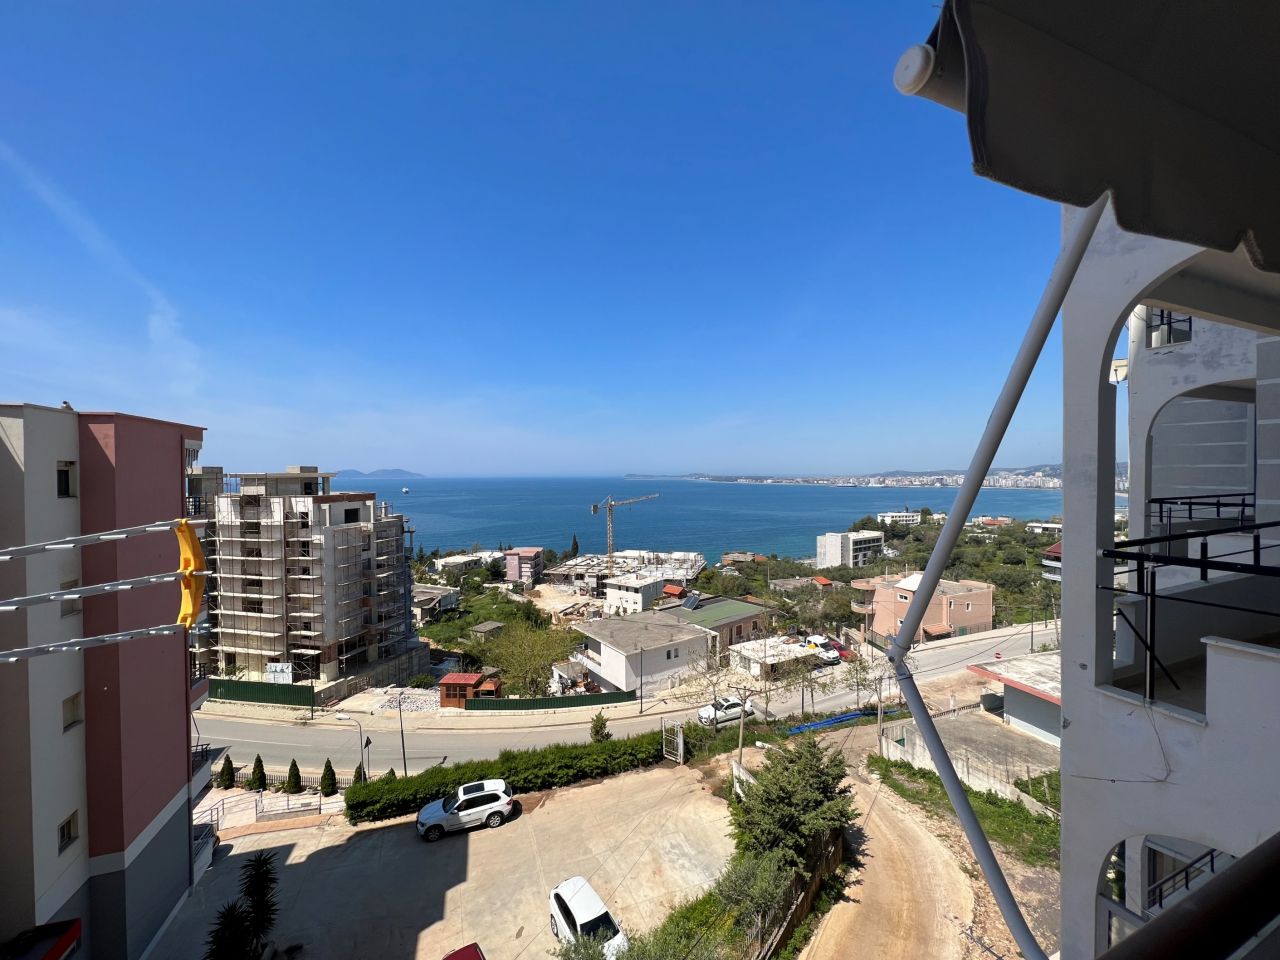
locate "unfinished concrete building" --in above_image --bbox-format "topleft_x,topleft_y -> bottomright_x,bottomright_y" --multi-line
189,466 -> 411,681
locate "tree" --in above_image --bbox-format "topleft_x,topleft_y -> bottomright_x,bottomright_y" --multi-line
715,850 -> 795,945
239,850 -> 280,953
320,758 -> 337,797
486,557 -> 505,580
216,754 -> 235,790
246,754 -> 266,792
542,547 -> 560,568
590,710 -> 612,742
282,759 -> 303,794
384,767 -> 398,781
203,900 -> 255,960
353,762 -> 366,785
569,533 -> 579,558
475,620 -> 575,698
729,734 -> 853,873
673,645 -> 730,706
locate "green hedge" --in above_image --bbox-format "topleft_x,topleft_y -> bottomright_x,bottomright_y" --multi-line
463,689 -> 635,711
344,730 -> 665,823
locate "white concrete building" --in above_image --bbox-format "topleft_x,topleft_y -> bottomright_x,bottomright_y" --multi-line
1058,204 -> 1280,957
602,574 -> 666,616
727,635 -> 819,679
198,467 -> 412,682
571,612 -> 715,693
876,511 -> 921,526
815,530 -> 884,569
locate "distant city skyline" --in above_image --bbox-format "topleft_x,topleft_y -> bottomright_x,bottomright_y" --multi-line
3,5 -> 1076,474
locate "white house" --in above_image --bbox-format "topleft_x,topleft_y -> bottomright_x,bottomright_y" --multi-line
727,636 -> 819,680
571,611 -> 715,693
876,511 -> 921,526
815,530 -> 884,569
602,574 -> 666,616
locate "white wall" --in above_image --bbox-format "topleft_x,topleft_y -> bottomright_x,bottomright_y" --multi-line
1003,687 -> 1061,747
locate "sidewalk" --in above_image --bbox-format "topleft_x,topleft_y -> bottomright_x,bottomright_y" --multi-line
911,618 -> 1060,653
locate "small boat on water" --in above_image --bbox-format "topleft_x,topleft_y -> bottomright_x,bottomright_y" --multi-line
401,486 -> 410,494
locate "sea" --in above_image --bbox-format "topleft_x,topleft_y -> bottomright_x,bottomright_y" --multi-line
333,477 -> 1076,563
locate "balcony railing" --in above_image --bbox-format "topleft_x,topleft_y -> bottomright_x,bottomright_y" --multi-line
1146,848 -> 1223,915
1146,492 -> 1253,528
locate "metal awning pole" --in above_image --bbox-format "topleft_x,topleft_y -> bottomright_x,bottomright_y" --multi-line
883,194 -> 1107,960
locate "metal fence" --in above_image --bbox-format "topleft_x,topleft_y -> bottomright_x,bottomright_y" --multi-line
231,768 -> 356,791
209,677 -> 316,707
463,689 -> 636,711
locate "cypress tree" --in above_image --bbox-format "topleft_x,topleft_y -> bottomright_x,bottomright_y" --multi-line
282,759 -> 303,794
319,758 -> 337,796
570,533 -> 579,557
216,754 -> 235,790
353,762 -> 366,784
384,767 -> 398,781
246,754 -> 267,791
590,710 -> 612,743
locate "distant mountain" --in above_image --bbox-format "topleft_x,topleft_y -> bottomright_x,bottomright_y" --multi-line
334,468 -> 425,479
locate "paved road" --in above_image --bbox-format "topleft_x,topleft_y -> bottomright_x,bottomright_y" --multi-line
195,625 -> 1053,776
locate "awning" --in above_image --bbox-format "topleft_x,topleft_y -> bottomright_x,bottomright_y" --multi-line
897,1 -> 1280,271
922,624 -> 952,638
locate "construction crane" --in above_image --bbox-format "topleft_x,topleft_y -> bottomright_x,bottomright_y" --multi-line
591,493 -> 659,575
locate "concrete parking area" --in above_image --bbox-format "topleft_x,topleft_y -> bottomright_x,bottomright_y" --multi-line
152,763 -> 734,960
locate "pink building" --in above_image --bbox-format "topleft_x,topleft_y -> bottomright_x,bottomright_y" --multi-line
0,405 -> 205,959
504,546 -> 544,585
852,570 -> 994,647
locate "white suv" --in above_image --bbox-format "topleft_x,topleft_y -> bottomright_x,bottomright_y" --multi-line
416,779 -> 514,842
549,876 -> 629,958
697,695 -> 754,727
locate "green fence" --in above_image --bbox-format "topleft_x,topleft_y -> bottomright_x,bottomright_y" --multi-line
464,689 -> 636,711
209,678 -> 316,707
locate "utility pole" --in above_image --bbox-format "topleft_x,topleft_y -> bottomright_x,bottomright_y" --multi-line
397,693 -> 408,777
876,677 -> 884,756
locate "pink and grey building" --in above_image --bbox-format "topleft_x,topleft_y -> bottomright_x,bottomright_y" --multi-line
504,546 -> 544,586
0,403 -> 206,958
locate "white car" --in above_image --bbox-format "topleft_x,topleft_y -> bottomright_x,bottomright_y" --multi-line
416,779 -> 514,842
697,695 -> 754,727
805,636 -> 842,665
549,876 -> 629,958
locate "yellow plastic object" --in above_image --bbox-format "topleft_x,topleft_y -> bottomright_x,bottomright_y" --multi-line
174,519 -> 205,629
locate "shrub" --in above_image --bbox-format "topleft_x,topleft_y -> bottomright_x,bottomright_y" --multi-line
245,754 -> 266,792
385,768 -> 398,781
320,758 -> 337,797
407,673 -> 437,689
345,730 -> 664,823
353,762 -> 366,785
590,710 -> 612,743
282,760 -> 303,794
216,754 -> 235,790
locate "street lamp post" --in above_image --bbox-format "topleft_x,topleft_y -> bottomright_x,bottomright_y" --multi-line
396,692 -> 408,777
335,713 -> 370,782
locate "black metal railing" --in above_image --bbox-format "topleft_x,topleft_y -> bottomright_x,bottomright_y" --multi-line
1146,492 -> 1253,528
1147,848 -> 1221,913
1146,308 -> 1193,347
1099,518 -> 1280,701
191,743 -> 211,770
190,662 -> 211,687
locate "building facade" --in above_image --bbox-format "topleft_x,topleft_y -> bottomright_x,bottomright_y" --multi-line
0,404 -> 205,959
193,466 -> 411,682
602,574 -> 665,616
1058,203 -> 1280,957
816,530 -> 884,568
504,546 -> 544,586
571,612 -> 714,693
876,511 -> 921,526
853,571 -> 993,646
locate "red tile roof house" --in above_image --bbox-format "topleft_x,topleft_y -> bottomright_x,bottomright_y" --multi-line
813,576 -> 834,591
438,672 -> 501,709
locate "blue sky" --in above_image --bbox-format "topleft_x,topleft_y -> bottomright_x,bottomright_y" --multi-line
0,3 -> 1074,476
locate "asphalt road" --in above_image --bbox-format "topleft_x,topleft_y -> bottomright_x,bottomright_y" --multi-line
195,624 -> 1053,776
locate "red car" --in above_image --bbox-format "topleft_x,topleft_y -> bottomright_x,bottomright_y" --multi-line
443,946 -> 486,960
826,638 -> 854,661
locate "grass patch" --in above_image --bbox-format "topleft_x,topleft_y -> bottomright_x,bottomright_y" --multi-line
419,590 -> 547,647
1013,769 -> 1060,811
868,754 -> 1060,868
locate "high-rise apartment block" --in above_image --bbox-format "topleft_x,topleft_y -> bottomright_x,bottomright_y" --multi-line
188,466 -> 411,682
815,530 -> 884,569
0,404 -> 205,959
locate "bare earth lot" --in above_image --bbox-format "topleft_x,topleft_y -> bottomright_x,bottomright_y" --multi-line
154,764 -> 734,960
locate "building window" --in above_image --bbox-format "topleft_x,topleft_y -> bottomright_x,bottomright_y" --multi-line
62,692 -> 82,731
59,580 -> 81,618
673,647 -> 680,659
666,649 -> 672,660
56,461 -> 78,498
898,593 -> 909,602
344,508 -> 360,524
948,600 -> 954,610
57,812 -> 79,853
965,602 -> 972,612
897,618 -> 904,627
244,599 -> 264,614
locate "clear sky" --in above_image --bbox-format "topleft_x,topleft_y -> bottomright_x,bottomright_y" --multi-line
0,3 -> 1075,476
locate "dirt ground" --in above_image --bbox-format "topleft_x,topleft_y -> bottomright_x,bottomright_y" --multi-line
796,718 -> 1060,960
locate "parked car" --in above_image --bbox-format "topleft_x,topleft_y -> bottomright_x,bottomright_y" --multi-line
549,876 -> 629,958
697,695 -> 754,727
442,945 -> 486,960
826,638 -> 853,661
417,779 -> 514,841
804,636 -> 841,665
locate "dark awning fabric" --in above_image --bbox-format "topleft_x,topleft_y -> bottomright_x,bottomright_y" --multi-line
908,1 -> 1280,272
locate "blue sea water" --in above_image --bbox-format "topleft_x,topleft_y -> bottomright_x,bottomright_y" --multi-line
334,477 -> 1073,563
